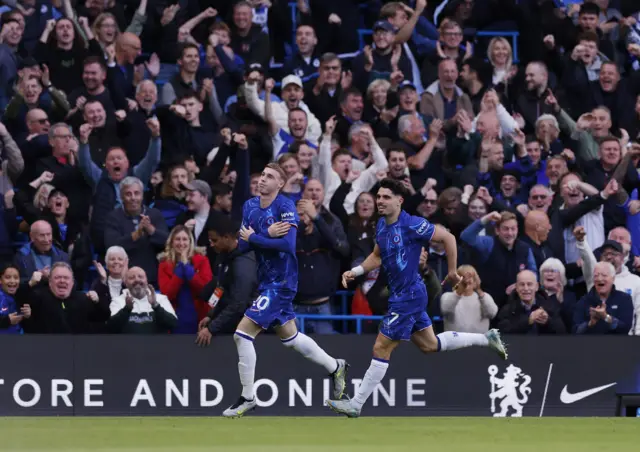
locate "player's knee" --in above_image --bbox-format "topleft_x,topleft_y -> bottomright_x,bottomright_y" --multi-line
418,339 -> 439,354
372,342 -> 391,360
280,332 -> 298,348
234,330 -> 254,346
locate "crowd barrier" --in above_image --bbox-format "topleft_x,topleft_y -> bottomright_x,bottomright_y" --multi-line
1,335 -> 638,416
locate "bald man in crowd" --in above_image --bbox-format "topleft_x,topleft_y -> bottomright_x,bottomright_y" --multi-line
107,32 -> 143,101
496,269 -> 566,334
522,210 -> 554,269
108,266 -> 177,334
14,220 -> 70,283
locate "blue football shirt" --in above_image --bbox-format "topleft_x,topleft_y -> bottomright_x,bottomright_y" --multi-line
241,194 -> 299,293
376,211 -> 436,312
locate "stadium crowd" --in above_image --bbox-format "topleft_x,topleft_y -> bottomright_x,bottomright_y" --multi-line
0,0 -> 639,337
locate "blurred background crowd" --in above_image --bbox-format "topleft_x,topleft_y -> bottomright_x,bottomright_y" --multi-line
0,0 -> 639,338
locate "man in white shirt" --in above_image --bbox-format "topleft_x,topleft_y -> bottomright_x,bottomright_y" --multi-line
109,267 -> 177,334
245,74 -> 322,144
317,117 -> 388,213
576,231 -> 640,313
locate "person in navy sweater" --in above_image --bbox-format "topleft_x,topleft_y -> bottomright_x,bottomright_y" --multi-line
461,210 -> 537,308
0,265 -> 30,333
574,261 -> 634,334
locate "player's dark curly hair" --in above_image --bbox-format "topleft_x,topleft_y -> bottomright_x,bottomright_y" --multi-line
379,178 -> 410,199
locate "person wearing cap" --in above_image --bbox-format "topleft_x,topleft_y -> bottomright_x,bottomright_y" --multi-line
228,0 -> 270,69
223,63 -> 281,113
396,80 -> 430,135
379,0 -> 429,93
244,73 -> 321,145
351,20 -> 413,96
577,233 -> 640,315
262,78 -> 318,159
14,220 -> 69,284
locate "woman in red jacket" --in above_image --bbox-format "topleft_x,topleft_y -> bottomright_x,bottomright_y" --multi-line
158,225 -> 212,334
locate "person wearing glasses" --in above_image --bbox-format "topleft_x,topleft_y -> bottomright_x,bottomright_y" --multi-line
34,123 -> 92,224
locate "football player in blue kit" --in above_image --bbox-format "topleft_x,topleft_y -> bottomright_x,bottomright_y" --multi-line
222,163 -> 348,418
326,178 -> 507,418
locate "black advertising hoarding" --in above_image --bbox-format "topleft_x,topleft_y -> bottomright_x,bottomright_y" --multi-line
0,336 -> 639,416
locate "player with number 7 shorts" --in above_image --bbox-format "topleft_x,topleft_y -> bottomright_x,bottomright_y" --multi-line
221,163 -> 348,418
326,178 -> 507,418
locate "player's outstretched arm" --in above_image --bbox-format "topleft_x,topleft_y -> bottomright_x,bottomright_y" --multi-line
431,225 -> 461,287
342,244 -> 382,287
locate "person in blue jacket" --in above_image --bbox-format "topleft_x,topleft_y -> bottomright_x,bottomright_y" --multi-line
14,220 -> 69,284
0,265 -> 30,333
574,261 -> 634,335
461,210 -> 537,308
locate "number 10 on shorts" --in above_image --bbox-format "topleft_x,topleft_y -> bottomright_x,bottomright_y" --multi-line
252,295 -> 270,311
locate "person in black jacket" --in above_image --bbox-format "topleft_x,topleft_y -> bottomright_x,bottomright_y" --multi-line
304,53 -> 347,126
351,21 -> 413,95
496,269 -> 567,335
294,179 -> 350,334
228,1 -> 271,69
195,215 -> 257,345
283,25 -> 321,83
77,119 -> 161,255
156,91 -> 218,167
19,262 -> 109,334
103,176 -> 169,285
35,122 -> 92,223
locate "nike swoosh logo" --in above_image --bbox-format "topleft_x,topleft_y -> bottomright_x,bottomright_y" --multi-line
560,383 -> 616,404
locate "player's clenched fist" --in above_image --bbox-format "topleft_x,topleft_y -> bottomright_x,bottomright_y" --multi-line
79,124 -> 92,144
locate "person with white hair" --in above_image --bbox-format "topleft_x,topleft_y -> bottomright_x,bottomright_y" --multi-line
103,177 -> 169,285
496,269 -> 566,335
535,113 -> 563,155
573,261 -> 634,334
539,257 -> 577,331
575,226 -> 640,315
90,246 -> 129,305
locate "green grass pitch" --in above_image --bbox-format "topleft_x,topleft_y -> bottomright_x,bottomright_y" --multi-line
1,417 -> 639,451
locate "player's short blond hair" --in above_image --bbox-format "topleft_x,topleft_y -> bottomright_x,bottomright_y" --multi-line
265,162 -> 286,182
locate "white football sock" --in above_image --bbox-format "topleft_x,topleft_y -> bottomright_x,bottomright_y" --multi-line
352,358 -> 389,409
281,332 -> 338,373
234,331 -> 256,400
437,331 -> 489,351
